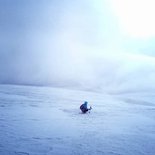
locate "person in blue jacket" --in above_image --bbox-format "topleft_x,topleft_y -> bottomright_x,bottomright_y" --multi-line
80,101 -> 92,113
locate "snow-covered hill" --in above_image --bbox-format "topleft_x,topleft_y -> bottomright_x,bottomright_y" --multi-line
0,84 -> 155,155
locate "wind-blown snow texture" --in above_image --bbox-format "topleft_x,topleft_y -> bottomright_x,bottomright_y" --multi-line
0,84 -> 155,155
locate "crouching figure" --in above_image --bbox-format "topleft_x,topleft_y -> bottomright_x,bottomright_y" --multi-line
80,101 -> 92,113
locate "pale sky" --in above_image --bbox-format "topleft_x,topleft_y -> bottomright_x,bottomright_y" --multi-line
0,0 -> 155,91
109,0 -> 155,39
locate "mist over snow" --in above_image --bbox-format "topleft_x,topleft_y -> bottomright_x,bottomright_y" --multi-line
1,1 -> 155,154
0,0 -> 155,93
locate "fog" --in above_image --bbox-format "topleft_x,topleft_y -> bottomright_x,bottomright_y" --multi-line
0,0 -> 155,93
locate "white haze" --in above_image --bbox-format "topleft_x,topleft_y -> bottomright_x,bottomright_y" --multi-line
0,0 -> 155,93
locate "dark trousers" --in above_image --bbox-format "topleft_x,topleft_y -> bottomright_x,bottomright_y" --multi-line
82,109 -> 88,113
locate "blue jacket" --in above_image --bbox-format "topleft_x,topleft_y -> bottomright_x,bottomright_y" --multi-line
80,102 -> 88,113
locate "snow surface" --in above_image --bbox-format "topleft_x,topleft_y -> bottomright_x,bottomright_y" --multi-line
0,84 -> 155,155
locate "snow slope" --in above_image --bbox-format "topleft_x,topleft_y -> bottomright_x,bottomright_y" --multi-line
0,84 -> 155,155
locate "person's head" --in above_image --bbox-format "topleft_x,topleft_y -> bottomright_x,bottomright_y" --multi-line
84,101 -> 88,105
